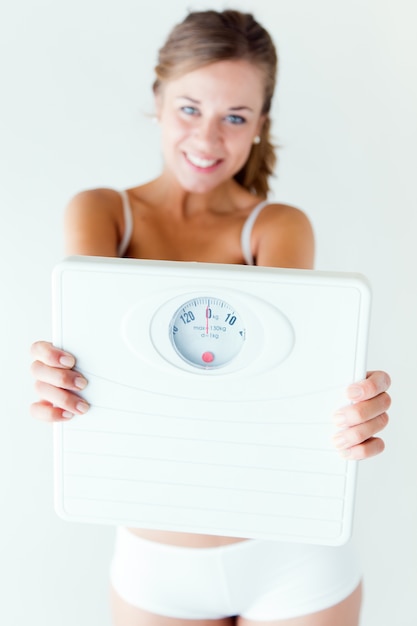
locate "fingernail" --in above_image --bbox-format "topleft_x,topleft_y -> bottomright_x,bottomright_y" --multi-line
75,376 -> 87,390
60,355 -> 75,367
76,401 -> 89,414
62,411 -> 74,419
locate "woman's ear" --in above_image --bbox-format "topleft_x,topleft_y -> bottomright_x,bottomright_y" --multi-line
256,114 -> 267,138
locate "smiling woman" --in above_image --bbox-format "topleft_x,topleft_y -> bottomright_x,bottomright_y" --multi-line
155,60 -> 266,194
29,8 -> 392,626
152,8 -> 277,199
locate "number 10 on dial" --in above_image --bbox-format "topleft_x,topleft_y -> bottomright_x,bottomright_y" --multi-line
170,297 -> 245,369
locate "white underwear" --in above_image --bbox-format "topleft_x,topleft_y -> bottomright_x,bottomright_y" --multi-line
110,528 -> 362,621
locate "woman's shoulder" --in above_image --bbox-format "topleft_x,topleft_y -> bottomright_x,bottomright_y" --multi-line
65,187 -> 126,233
64,187 -> 125,255
252,200 -> 315,269
65,187 -> 123,214
253,200 -> 313,236
260,200 -> 311,222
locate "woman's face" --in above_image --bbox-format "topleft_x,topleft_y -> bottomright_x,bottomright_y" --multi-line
155,60 -> 266,194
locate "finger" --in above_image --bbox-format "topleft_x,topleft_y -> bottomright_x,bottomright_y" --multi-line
31,359 -> 88,392
333,411 -> 389,453
334,391 -> 391,428
34,380 -> 89,416
30,340 -> 75,369
336,437 -> 386,461
30,400 -> 75,422
347,370 -> 391,402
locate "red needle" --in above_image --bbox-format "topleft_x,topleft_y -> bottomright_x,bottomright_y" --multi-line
205,303 -> 210,334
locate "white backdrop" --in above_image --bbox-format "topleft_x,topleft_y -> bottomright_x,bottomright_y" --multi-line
1,1 -> 416,624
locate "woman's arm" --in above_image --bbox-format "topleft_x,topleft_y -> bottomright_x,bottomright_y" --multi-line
253,203 -> 391,460
30,188 -> 125,421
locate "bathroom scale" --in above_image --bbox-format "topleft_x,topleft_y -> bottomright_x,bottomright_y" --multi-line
52,256 -> 371,545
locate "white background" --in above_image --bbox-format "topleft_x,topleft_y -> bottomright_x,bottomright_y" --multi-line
1,1 -> 416,624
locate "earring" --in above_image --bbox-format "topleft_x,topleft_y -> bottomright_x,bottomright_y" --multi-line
253,135 -> 261,145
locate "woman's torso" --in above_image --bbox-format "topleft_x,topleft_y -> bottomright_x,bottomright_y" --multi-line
119,184 -> 270,546
65,181 -> 313,547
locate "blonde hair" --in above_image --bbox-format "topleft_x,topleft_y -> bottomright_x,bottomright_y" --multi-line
153,10 -> 278,197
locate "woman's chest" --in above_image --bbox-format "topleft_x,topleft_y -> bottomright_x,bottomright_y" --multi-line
127,210 -> 248,263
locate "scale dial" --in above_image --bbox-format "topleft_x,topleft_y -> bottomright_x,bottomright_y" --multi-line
170,297 -> 245,369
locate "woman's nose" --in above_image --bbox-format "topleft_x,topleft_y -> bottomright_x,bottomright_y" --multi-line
194,117 -> 221,147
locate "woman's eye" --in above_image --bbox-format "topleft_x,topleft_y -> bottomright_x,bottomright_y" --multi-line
225,114 -> 246,125
181,106 -> 199,116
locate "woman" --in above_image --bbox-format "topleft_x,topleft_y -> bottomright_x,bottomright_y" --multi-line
30,10 -> 391,626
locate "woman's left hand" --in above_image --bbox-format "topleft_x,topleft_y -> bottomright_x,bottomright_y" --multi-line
333,370 -> 391,460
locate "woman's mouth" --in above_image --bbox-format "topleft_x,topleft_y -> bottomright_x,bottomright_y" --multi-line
184,152 -> 221,169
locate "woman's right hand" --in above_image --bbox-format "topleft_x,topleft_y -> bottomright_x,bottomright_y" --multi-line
30,341 -> 89,422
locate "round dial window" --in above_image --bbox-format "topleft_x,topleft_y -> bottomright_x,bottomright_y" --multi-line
170,297 -> 245,369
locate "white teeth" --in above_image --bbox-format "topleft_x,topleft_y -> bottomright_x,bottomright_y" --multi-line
186,153 -> 218,168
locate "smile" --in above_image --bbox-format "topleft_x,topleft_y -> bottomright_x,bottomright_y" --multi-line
185,152 -> 221,169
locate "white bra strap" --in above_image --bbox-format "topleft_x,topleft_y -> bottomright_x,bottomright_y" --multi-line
117,190 -> 133,257
240,199 -> 270,265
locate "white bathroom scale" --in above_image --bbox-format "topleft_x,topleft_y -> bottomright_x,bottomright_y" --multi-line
52,256 -> 371,545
